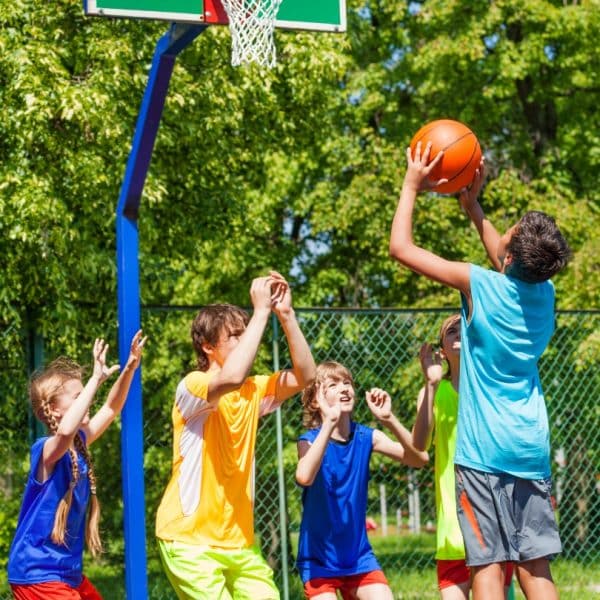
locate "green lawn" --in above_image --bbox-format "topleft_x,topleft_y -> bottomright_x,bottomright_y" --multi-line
2,536 -> 599,599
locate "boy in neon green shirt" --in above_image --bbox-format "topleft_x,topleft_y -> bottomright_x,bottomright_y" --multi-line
413,314 -> 513,599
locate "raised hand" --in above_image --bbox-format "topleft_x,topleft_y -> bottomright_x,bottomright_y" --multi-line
459,157 -> 486,211
315,383 -> 340,426
366,388 -> 393,421
249,276 -> 274,313
126,329 -> 147,370
405,141 -> 448,191
92,338 -> 120,384
419,342 -> 444,385
269,270 -> 292,316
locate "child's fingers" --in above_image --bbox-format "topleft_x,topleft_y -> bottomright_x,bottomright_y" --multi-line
99,342 -> 109,362
269,270 -> 286,283
106,364 -> 120,377
420,141 -> 433,163
426,147 -> 443,170
131,330 -> 146,349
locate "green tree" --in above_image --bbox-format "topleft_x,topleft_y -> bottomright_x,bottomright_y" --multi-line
1,0 -> 598,590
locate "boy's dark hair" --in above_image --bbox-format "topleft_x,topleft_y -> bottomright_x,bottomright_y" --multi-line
507,211 -> 571,283
191,304 -> 250,371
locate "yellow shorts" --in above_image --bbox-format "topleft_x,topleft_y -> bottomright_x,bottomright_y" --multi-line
157,539 -> 279,600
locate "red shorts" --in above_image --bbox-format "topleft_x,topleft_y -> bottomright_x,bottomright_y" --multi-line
11,575 -> 102,600
437,559 -> 515,590
304,570 -> 388,599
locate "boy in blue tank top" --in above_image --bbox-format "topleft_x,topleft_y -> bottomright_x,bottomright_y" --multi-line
295,361 -> 428,599
389,143 -> 571,600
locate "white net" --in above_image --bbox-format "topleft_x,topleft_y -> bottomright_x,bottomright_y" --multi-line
220,0 -> 283,67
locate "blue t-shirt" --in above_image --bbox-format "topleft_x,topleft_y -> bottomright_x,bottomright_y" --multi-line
7,436 -> 90,587
455,264 -> 555,479
296,422 -> 380,582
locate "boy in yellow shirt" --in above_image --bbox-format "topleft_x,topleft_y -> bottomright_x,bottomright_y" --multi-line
156,272 -> 315,599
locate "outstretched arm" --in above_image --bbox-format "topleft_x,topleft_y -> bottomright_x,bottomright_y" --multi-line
84,330 -> 147,446
206,277 -> 274,404
367,388 -> 429,468
270,271 -> 316,404
295,385 -> 338,486
42,339 -> 119,477
389,142 -> 471,296
412,343 -> 443,451
459,162 -> 502,271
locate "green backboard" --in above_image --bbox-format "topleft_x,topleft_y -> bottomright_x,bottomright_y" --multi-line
84,0 -> 346,31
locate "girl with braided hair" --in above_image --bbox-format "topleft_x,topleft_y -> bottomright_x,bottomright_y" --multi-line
7,330 -> 146,600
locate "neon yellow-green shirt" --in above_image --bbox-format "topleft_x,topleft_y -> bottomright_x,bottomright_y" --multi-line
433,379 -> 465,560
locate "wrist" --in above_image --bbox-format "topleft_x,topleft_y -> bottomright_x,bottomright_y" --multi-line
275,307 -> 295,321
401,180 -> 420,195
88,373 -> 103,386
252,307 -> 271,319
377,412 -> 394,425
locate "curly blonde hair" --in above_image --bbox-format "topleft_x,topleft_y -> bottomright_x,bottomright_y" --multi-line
29,358 -> 102,557
301,361 -> 354,429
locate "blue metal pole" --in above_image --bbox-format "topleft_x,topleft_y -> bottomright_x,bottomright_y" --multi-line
116,23 -> 206,599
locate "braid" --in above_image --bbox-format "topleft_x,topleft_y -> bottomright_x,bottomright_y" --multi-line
28,358 -> 93,552
74,434 -> 102,556
51,447 -> 79,548
36,392 -> 79,548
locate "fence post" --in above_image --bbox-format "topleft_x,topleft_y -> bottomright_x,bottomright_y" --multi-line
408,470 -> 421,534
272,314 -> 290,600
26,324 -> 45,444
379,484 -> 388,536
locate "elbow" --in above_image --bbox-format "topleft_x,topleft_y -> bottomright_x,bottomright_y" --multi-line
407,451 -> 429,469
295,470 -> 314,488
389,239 -> 411,264
297,366 -> 316,390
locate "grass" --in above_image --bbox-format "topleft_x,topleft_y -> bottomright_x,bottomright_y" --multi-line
1,534 -> 598,599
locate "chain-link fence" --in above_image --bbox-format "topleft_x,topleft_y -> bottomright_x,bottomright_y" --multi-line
141,307 -> 599,597
1,308 -> 598,598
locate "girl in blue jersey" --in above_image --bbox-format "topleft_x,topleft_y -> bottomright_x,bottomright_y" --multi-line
295,361 -> 428,600
7,331 -> 146,600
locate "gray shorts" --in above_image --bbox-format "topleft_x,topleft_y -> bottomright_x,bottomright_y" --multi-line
455,465 -> 562,566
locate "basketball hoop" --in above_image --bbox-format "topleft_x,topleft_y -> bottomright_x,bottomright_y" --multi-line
220,0 -> 283,67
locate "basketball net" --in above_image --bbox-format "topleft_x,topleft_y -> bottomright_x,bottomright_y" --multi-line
220,0 -> 283,67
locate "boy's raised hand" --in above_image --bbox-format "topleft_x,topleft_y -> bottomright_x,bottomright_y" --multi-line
126,329 -> 147,370
269,270 -> 292,316
404,141 -> 448,191
459,157 -> 485,211
250,276 -> 274,313
315,383 -> 340,426
92,338 -> 120,384
366,388 -> 393,421
419,343 -> 443,385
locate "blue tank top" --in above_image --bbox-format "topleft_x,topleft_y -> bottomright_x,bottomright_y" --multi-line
455,264 -> 555,479
296,422 -> 380,582
7,436 -> 90,586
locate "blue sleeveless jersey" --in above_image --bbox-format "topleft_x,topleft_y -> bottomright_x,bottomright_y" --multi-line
296,422 -> 380,582
455,264 -> 555,479
7,436 -> 90,586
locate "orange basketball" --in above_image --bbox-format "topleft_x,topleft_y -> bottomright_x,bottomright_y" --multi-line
409,119 -> 482,194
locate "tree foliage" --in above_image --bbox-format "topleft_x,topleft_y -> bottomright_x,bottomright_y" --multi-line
1,0 -> 599,582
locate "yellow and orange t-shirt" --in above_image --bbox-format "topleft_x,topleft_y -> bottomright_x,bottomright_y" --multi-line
156,370 -> 280,548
